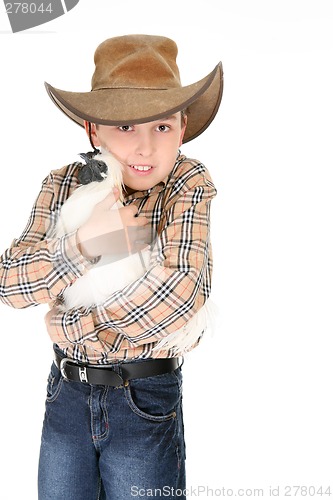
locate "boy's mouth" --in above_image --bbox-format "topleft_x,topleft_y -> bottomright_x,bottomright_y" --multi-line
128,165 -> 154,175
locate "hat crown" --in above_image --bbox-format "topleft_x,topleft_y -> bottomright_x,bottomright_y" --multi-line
92,35 -> 181,91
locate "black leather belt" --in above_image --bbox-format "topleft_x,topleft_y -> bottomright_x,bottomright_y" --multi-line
54,352 -> 181,387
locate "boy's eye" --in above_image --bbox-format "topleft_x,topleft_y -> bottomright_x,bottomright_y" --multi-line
156,124 -> 170,132
118,125 -> 133,132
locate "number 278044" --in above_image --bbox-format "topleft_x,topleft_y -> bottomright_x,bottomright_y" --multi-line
5,3 -> 53,14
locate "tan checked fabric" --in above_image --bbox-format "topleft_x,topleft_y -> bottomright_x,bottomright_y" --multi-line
0,153 -> 216,364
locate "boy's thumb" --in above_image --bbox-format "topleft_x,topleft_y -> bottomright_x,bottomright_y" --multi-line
112,187 -> 120,203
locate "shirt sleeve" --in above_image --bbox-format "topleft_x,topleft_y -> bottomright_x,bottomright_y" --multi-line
0,173 -> 96,309
47,166 -> 217,355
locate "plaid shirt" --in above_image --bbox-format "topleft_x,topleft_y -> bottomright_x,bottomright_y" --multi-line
0,153 -> 216,363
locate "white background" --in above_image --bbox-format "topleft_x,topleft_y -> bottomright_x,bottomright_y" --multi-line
0,0 -> 333,498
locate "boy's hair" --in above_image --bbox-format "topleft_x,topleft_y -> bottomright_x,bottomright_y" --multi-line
180,109 -> 187,126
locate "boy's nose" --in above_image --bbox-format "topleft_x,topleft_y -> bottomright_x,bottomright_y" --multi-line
135,132 -> 155,157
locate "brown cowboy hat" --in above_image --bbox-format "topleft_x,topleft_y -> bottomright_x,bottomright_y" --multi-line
45,34 -> 223,143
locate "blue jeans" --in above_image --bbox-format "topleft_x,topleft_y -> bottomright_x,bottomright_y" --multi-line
38,355 -> 186,499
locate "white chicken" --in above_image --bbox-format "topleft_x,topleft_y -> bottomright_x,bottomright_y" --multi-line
55,149 -> 151,310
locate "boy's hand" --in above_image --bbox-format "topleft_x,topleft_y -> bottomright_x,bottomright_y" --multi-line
76,188 -> 150,260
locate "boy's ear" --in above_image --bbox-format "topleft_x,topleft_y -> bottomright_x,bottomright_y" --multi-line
84,121 -> 100,147
179,115 -> 187,147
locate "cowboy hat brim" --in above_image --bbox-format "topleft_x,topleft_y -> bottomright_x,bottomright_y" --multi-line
45,62 -> 223,143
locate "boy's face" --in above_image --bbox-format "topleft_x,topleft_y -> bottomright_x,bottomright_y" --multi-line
86,112 -> 187,192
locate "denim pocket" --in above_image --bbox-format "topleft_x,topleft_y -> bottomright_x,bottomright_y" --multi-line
46,362 -> 63,403
124,368 -> 182,422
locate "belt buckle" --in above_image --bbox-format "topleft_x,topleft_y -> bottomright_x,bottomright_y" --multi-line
59,357 -> 73,380
59,357 -> 89,384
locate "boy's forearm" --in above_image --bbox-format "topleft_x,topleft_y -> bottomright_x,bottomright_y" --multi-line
46,255 -> 207,356
0,231 -> 94,309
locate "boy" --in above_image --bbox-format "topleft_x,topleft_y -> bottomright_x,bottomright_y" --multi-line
0,34 -> 223,499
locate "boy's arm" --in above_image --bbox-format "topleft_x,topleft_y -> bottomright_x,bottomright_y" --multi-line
0,171 -> 95,309
47,166 -> 217,354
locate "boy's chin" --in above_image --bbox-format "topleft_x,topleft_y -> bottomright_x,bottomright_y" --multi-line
124,177 -> 157,193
